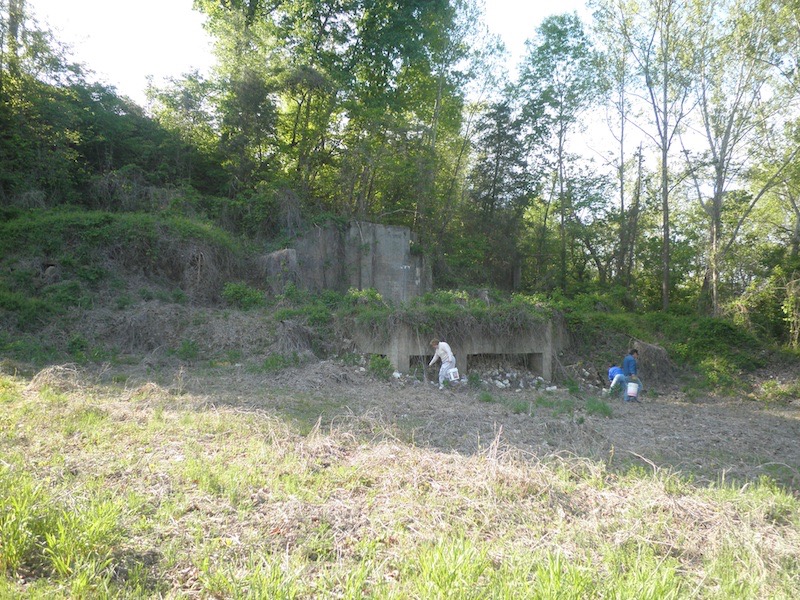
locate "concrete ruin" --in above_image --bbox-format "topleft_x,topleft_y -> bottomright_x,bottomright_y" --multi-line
259,221 -> 431,304
353,319 -> 564,382
259,220 -> 564,381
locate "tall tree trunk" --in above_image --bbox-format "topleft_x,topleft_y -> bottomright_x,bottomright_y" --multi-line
660,59 -> 671,312
625,146 -> 643,287
4,0 -> 24,81
615,110 -> 628,283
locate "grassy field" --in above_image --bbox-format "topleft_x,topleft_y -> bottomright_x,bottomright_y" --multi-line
1,363 -> 799,599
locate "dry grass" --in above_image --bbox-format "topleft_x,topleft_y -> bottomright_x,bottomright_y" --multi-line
2,363 -> 799,598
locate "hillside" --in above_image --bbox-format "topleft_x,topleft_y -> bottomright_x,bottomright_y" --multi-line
2,209 -> 800,596
2,207 -> 799,486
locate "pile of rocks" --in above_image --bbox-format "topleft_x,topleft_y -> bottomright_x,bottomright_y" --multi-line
477,368 -> 549,391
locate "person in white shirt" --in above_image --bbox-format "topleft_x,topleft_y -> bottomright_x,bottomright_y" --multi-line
429,338 -> 456,390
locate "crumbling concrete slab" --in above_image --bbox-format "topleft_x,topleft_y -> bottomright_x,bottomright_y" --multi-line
353,320 -> 558,382
262,221 -> 431,305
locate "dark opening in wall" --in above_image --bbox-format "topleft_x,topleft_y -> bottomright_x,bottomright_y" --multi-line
409,355 -> 431,379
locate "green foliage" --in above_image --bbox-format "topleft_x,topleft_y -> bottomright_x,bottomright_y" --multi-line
222,282 -> 265,309
260,353 -> 301,373
279,283 -> 308,305
586,396 -> 613,418
534,394 -> 576,417
42,281 -> 91,310
0,208 -> 244,270
644,314 -> 763,391
0,208 -> 252,345
564,301 -> 770,393
508,398 -> 531,414
403,537 -> 492,597
368,355 -> 394,380
552,289 -> 634,315
0,288 -> 52,329
66,335 -> 88,356
0,333 -> 58,364
391,290 -> 551,342
339,352 -> 362,367
174,340 -> 200,362
468,372 -> 482,388
274,304 -> 334,328
0,464 -> 124,588
115,294 -> 134,309
565,378 -> 581,394
345,287 -> 384,308
478,390 -> 494,403
0,378 -> 21,404
757,379 -> 800,406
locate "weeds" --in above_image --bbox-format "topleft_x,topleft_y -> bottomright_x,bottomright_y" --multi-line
586,396 -> 613,418
259,352 -> 301,372
0,464 -> 124,592
478,391 -> 494,403
222,281 -> 265,310
368,354 -> 394,380
1,368 -> 799,599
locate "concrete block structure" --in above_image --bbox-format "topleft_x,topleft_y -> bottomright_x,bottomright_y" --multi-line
259,219 -> 563,381
353,320 -> 558,381
261,221 -> 431,305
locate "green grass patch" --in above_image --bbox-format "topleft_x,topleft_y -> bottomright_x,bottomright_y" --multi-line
258,352 -> 302,372
222,282 -> 265,310
367,355 -> 394,380
0,464 -> 125,594
586,396 -> 613,418
534,393 -> 577,416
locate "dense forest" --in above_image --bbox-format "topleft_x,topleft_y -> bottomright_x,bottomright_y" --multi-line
2,0 -> 800,344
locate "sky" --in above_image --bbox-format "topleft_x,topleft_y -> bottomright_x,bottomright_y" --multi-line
29,0 -> 587,106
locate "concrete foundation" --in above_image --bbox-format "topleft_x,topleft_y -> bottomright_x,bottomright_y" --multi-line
353,321 -> 557,381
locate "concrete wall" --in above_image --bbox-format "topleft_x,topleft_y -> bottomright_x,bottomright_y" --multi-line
292,225 -> 345,292
353,320 -> 559,382
345,222 -> 429,304
277,221 -> 431,304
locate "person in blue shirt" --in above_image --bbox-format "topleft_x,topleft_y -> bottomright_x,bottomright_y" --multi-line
622,348 -> 642,401
608,363 -> 625,398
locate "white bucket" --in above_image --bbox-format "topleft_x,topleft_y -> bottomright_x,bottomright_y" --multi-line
627,382 -> 639,397
447,368 -> 460,382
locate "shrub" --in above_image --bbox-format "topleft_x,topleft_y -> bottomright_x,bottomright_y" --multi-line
346,288 -> 384,307
478,391 -> 494,403
586,396 -> 613,418
222,282 -> 265,310
368,355 -> 394,380
260,352 -> 301,372
467,372 -> 482,388
175,340 -> 199,361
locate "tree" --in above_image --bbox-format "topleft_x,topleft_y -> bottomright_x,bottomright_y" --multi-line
462,99 -> 529,287
683,0 -> 800,316
590,0 -> 639,286
608,0 -> 697,310
518,13 -> 603,291
0,1 -> 88,203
